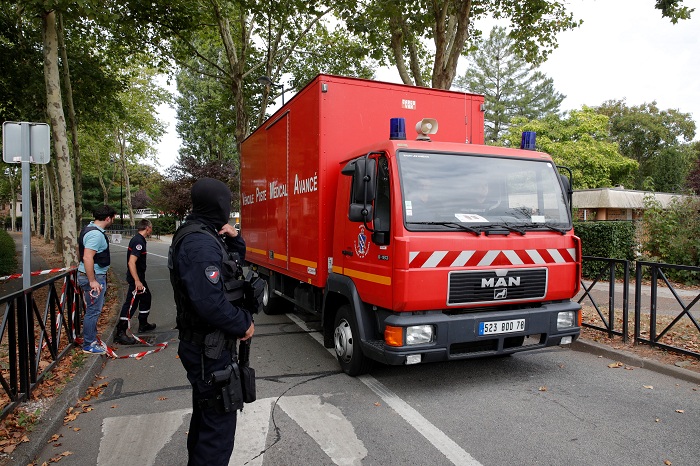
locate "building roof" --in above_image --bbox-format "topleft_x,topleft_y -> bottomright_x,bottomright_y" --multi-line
572,188 -> 690,209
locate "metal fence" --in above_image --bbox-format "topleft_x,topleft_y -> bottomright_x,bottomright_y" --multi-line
0,269 -> 82,420
580,257 -> 700,358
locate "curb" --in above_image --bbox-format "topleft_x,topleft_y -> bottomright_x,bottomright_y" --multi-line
6,279 -> 123,466
571,339 -> 700,385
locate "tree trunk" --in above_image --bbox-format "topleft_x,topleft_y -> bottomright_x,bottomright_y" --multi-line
8,167 -> 17,231
122,155 -> 135,227
34,165 -> 41,236
46,159 -> 63,255
43,10 -> 77,266
43,165 -> 52,243
429,0 -> 472,90
57,12 -> 83,233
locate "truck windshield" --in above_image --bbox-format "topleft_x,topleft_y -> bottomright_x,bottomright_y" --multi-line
398,151 -> 571,232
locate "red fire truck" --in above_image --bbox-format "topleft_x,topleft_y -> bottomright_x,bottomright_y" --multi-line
240,74 -> 581,375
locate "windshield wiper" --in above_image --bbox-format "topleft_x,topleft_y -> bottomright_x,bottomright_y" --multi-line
407,221 -> 482,236
482,223 -> 526,236
522,223 -> 569,235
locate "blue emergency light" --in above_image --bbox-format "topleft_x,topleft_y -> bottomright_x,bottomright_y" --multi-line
390,118 -> 406,140
521,131 -> 536,150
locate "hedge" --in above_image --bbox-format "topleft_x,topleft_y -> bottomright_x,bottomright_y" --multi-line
0,229 -> 18,275
573,221 -> 637,279
151,216 -> 177,235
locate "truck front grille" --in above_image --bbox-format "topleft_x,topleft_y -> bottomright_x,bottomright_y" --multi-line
447,268 -> 547,305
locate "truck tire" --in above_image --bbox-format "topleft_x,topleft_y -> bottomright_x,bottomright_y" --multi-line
262,279 -> 291,315
333,305 -> 373,376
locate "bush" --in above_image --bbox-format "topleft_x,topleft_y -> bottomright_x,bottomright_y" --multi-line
0,229 -> 18,275
151,216 -> 177,235
640,195 -> 700,283
574,221 -> 637,279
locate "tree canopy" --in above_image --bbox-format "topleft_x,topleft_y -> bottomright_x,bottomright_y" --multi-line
455,26 -> 565,143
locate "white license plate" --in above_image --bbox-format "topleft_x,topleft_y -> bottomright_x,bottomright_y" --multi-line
478,319 -> 525,336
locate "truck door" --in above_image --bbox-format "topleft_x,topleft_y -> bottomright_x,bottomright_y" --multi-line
266,113 -> 289,270
341,155 -> 393,309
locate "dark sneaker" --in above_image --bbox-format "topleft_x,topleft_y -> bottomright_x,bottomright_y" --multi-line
115,331 -> 137,345
83,342 -> 106,355
138,322 -> 156,333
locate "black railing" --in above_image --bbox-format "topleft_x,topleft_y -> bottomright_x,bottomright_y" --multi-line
635,261 -> 700,358
579,257 -> 699,359
578,256 -> 630,342
0,269 -> 83,420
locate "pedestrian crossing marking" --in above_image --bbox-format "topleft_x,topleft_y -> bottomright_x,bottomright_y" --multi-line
96,396 -> 367,466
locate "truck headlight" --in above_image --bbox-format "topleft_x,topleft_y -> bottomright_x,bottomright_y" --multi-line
406,325 -> 434,345
557,311 -> 576,330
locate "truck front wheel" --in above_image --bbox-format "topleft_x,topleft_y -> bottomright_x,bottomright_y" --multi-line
334,305 -> 372,376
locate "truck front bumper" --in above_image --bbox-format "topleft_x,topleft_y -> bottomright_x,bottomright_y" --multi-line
361,301 -> 581,366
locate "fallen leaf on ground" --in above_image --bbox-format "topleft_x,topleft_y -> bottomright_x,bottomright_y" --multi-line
539,386 -> 548,391
643,385 -> 654,389
675,409 -> 684,413
608,362 -> 624,368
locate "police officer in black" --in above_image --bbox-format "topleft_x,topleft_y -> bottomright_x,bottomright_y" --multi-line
169,178 -> 254,466
116,219 -> 156,344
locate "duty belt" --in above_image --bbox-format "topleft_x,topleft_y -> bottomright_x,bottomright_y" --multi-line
179,328 -> 236,350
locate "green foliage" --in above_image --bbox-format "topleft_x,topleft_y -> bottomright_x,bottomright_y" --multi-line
150,215 -> 176,235
455,26 -> 565,142
640,194 -> 700,282
0,229 -> 18,275
596,100 -> 696,191
499,108 -> 638,189
574,221 -> 637,279
336,0 -> 581,89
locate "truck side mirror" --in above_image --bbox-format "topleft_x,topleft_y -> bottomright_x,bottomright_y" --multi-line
352,157 -> 377,204
348,203 -> 373,222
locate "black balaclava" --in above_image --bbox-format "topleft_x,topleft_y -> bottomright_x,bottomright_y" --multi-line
190,178 -> 232,230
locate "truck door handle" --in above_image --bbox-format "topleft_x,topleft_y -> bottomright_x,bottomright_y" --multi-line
342,249 -> 353,256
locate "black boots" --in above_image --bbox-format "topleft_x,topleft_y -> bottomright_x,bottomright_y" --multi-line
138,322 -> 156,333
115,321 -> 137,345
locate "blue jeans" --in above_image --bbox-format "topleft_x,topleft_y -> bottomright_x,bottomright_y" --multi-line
78,273 -> 107,349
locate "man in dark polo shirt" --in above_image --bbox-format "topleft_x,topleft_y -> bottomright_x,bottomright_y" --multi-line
116,219 -> 156,344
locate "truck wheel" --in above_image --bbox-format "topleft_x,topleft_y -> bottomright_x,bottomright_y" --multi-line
334,305 -> 372,376
262,279 -> 291,315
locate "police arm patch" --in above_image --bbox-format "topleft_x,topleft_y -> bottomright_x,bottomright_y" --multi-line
205,266 -> 220,284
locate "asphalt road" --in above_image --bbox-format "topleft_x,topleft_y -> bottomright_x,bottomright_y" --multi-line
16,237 -> 700,466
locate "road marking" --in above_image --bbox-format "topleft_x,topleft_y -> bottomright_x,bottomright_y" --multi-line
287,313 -> 483,466
98,408 -> 190,466
97,396 -> 366,466
110,242 -> 169,259
231,398 -> 274,466
277,395 -> 367,466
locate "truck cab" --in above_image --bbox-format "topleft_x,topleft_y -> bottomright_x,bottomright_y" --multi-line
328,130 -> 581,375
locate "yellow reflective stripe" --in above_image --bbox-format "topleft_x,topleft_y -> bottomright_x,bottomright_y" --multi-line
291,257 -> 317,268
247,247 -> 266,256
342,267 -> 391,286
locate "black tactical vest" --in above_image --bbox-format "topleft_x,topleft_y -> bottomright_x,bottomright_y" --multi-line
78,225 -> 111,268
168,221 -> 245,333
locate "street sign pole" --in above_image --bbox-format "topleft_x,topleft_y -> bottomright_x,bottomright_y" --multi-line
21,123 -> 32,289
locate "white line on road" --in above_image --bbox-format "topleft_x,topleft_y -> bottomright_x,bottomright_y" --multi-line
277,395 -> 367,466
98,408 -> 190,466
286,313 -> 482,466
110,242 -> 169,259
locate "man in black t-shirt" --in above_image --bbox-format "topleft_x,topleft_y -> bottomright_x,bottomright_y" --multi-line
116,219 -> 155,345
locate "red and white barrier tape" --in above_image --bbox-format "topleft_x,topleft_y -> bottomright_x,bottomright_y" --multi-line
106,288 -> 168,360
0,267 -> 71,282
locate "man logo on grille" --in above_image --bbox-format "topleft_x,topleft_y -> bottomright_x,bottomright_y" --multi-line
494,289 -> 507,299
